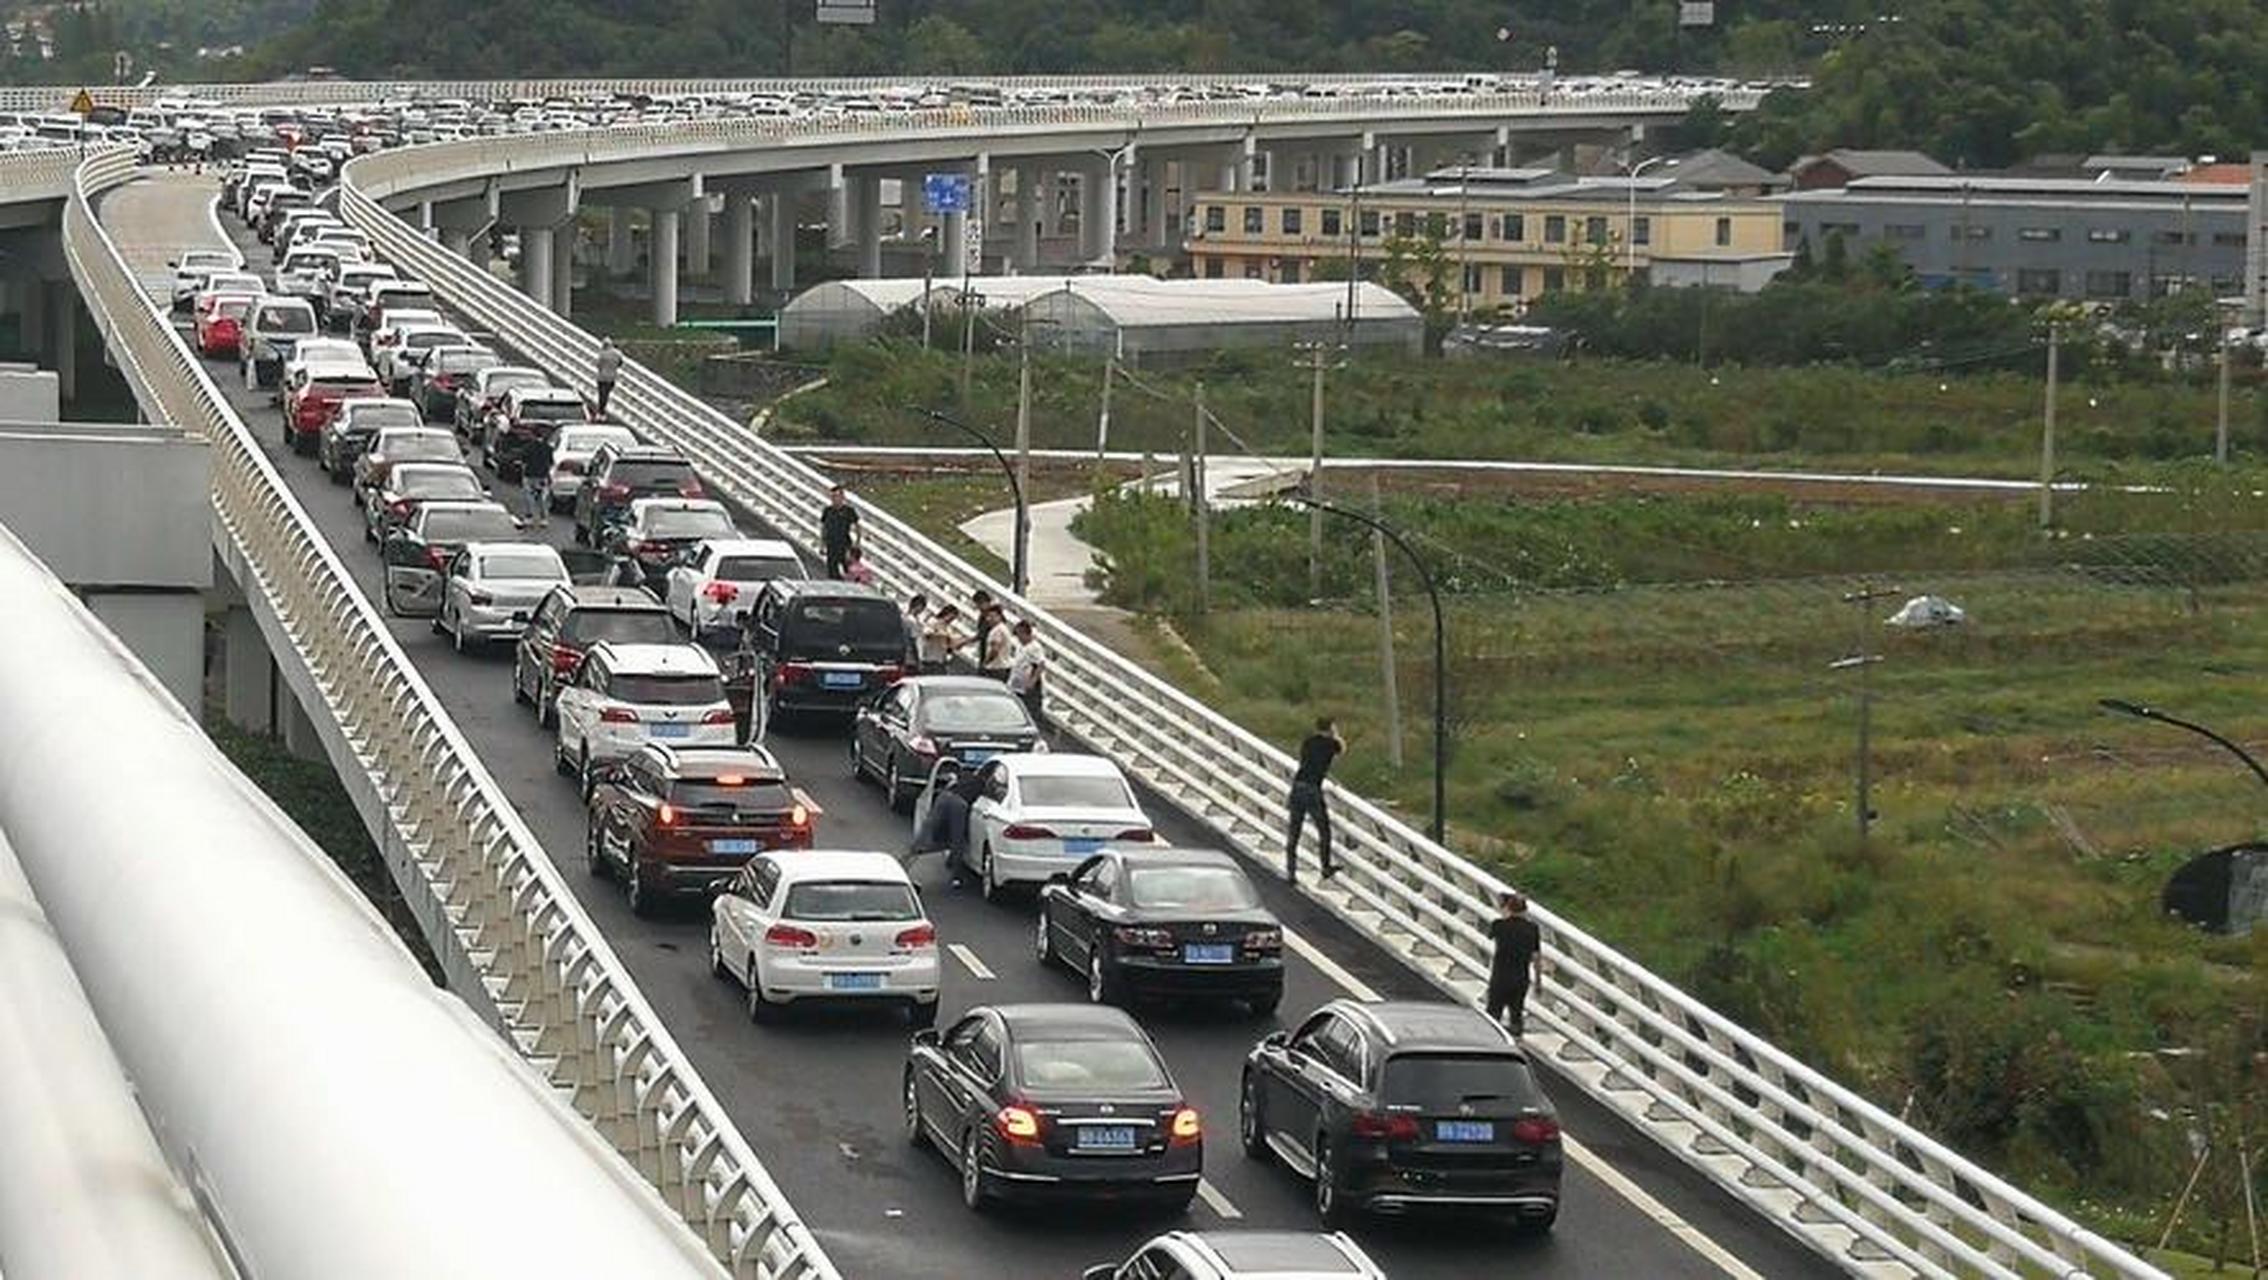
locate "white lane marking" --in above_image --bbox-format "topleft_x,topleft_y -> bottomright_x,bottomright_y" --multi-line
200,189 -> 238,263
1195,1178 -> 1243,1220
1287,925 -> 1760,1279
946,943 -> 994,980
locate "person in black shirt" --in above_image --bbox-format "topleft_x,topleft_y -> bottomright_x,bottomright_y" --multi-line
819,484 -> 860,579
1487,891 -> 1544,1035
1285,716 -> 1344,884
518,431 -> 555,517
909,763 -> 988,889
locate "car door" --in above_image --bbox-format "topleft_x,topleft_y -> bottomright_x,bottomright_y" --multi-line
440,552 -> 474,623
1268,1011 -> 1349,1162
665,551 -> 698,623
381,532 -> 446,618
1050,854 -> 1111,967
555,656 -> 605,756
921,1013 -> 990,1136
968,762 -> 1012,861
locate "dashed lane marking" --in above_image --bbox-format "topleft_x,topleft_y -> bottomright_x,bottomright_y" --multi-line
1195,1178 -> 1243,1220
946,943 -> 994,980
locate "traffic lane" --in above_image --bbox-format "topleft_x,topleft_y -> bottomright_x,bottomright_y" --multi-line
179,194 -> 1830,1280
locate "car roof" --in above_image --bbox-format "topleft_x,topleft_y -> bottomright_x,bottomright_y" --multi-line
302,360 -> 376,377
392,461 -> 476,478
766,578 -> 888,602
903,675 -> 1009,696
412,500 -> 510,522
507,385 -> 584,401
1335,1000 -> 1522,1054
990,1003 -> 1146,1040
1113,847 -> 1238,872
587,642 -> 720,676
766,850 -> 913,886
374,425 -> 455,439
643,741 -> 783,777
1180,1231 -> 1379,1277
340,397 -> 419,415
697,536 -> 797,558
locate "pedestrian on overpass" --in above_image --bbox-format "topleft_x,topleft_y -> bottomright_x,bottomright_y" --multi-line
918,603 -> 962,674
1486,892 -> 1544,1036
1285,716 -> 1343,884
1006,618 -> 1047,732
977,604 -> 1016,683
593,337 -> 623,417
820,484 -> 860,579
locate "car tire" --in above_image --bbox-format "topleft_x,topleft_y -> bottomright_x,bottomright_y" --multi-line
903,1070 -> 930,1149
959,1130 -> 994,1213
907,998 -> 938,1030
1239,1072 -> 1269,1160
886,754 -> 913,814
584,822 -> 608,877
980,843 -> 1005,904
1087,948 -> 1123,1007
512,655 -> 533,706
1248,986 -> 1284,1019
554,732 -> 575,777
577,742 -> 595,802
848,734 -> 867,783
1033,911 -> 1054,967
745,958 -> 773,1023
625,860 -> 652,918
709,930 -> 730,980
1314,1137 -> 1351,1228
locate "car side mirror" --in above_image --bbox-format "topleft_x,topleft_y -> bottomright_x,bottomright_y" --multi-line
1261,1030 -> 1290,1050
910,1028 -> 940,1048
1046,872 -> 1070,886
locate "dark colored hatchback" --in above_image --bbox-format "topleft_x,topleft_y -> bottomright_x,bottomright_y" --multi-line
512,584 -> 678,727
572,443 -> 703,546
745,579 -> 908,723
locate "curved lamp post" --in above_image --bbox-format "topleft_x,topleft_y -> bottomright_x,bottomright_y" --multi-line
918,406 -> 1028,598
2099,698 -> 2268,792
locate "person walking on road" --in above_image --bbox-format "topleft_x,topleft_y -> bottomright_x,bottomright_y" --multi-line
820,484 -> 861,579
1006,618 -> 1047,732
1285,716 -> 1344,884
1486,892 -> 1544,1035
518,430 -> 555,518
593,337 -> 623,418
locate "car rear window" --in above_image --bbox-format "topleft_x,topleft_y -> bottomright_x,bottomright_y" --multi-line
1013,1039 -> 1168,1091
714,555 -> 802,582
477,550 -> 566,581
386,435 -> 459,461
313,373 -> 375,390
215,298 -> 253,319
922,691 -> 1031,733
609,459 -> 693,487
437,351 -> 499,373
1016,774 -> 1135,810
779,599 -> 904,657
644,507 -> 734,539
348,406 -> 423,433
1380,1054 -> 1542,1111
1127,865 -> 1258,911
781,881 -> 919,922
401,471 -> 483,499
256,304 -> 314,333
421,509 -> 520,543
561,609 -> 674,647
486,371 -> 549,397
668,775 -> 792,813
607,673 -> 724,706
519,399 -> 585,422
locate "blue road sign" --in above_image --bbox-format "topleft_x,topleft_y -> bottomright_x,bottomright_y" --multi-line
923,173 -> 972,215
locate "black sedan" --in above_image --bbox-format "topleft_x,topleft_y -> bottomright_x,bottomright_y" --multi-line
1037,849 -> 1283,1016
904,1004 -> 1202,1215
1239,1000 -> 1563,1230
851,675 -> 1041,810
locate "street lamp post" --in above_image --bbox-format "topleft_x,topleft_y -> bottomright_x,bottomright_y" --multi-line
918,407 -> 1029,598
1622,156 -> 1677,278
2099,699 -> 2268,792
1283,488 -> 1450,844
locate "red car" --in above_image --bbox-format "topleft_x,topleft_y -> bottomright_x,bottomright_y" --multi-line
195,295 -> 256,358
283,361 -> 385,454
584,743 -> 819,916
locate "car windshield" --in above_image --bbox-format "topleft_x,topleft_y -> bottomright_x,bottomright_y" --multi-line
1014,1039 -> 1168,1091
1017,774 -> 1135,810
519,399 -> 585,422
255,304 -> 314,333
610,459 -> 692,487
347,406 -> 421,432
1127,865 -> 1259,911
561,609 -> 674,646
421,509 -> 520,543
779,599 -> 905,656
477,550 -> 566,581
1381,1054 -> 1541,1110
311,373 -> 374,390
405,330 -> 463,349
782,880 -> 919,922
608,673 -> 724,706
644,508 -> 734,539
921,691 -> 1031,733
215,298 -> 253,319
387,436 -> 461,462
400,470 -> 482,499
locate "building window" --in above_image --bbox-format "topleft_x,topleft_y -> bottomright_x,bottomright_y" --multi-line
1282,207 -> 1303,235
1820,221 -> 1860,239
1242,206 -> 1263,234
1500,213 -> 1525,242
1714,217 -> 1732,247
1242,261 -> 1262,279
2213,274 -> 2243,293
1632,215 -> 1651,246
1542,266 -> 1565,293
1500,265 -> 1522,294
2152,274 -> 2196,298
1203,257 -> 1224,278
1321,208 -> 1342,237
1204,206 -> 1225,233
2213,232 -> 2246,248
1281,260 -> 1302,283
1544,214 -> 1566,244
1585,215 -> 1610,245
2151,229 -> 2191,246
1423,212 -> 1448,239
2086,228 -> 2130,243
2017,227 -> 2061,242
1462,212 -> 1483,240
1951,224 -> 1991,240
1463,264 -> 1483,293
1389,211 -> 1413,237
1885,224 -> 1924,240
2015,268 -> 2062,296
1359,209 -> 1380,237
2084,270 -> 2132,299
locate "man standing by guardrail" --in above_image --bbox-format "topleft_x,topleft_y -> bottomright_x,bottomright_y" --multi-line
1488,892 -> 1543,1035
1286,716 -> 1343,884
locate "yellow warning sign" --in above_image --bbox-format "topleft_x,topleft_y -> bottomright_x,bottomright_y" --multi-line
68,88 -> 95,115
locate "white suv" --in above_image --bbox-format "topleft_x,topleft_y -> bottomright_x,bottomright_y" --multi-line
553,642 -> 734,791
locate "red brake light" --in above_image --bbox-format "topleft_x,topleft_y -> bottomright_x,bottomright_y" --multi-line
1001,824 -> 1057,840
656,802 -> 678,827
1243,928 -> 1282,952
599,482 -> 630,499
772,661 -> 813,689
551,643 -> 583,673
598,706 -> 639,724
1510,1117 -> 1562,1145
388,498 -> 414,517
894,923 -> 937,949
994,1103 -> 1043,1146
1169,1106 -> 1202,1146
764,923 -> 819,949
1351,1111 -> 1422,1142
1114,925 -> 1173,949
701,707 -> 736,725
702,581 -> 739,603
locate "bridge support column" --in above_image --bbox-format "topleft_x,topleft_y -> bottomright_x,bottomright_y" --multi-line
649,207 -> 680,327
684,196 -> 711,278
722,194 -> 754,307
520,224 -> 554,309
827,164 -> 849,249
50,286 -> 74,403
768,194 -> 796,293
1013,169 -> 1038,271
1142,159 -> 1169,251
941,208 -> 968,278
1079,162 -> 1119,267
16,274 -> 45,357
279,688 -> 323,763
852,173 -> 881,278
222,606 -> 273,735
549,224 -> 575,318
1038,170 -> 1063,237
606,208 -> 634,277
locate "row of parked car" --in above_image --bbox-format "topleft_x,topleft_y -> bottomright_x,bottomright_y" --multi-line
186,155 -> 1565,1264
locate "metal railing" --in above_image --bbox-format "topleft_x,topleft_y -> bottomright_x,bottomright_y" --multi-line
62,149 -> 835,1280
341,111 -> 2163,1280
0,146 -> 85,203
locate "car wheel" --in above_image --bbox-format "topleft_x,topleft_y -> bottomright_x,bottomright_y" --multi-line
745,958 -> 773,1022
624,859 -> 652,918
1033,911 -> 1054,966
1314,1137 -> 1351,1228
907,998 -> 938,1030
577,743 -> 595,801
903,1070 -> 930,1149
1248,986 -> 1284,1019
980,843 -> 1005,904
1240,1072 -> 1269,1160
1087,948 -> 1122,1007
584,819 -> 608,877
886,753 -> 913,814
959,1130 -> 993,1212
848,734 -> 867,782
554,731 -> 574,777
512,655 -> 533,706
709,930 -> 730,980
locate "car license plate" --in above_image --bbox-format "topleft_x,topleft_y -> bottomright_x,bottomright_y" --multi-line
1076,1126 -> 1139,1151
1183,943 -> 1235,965
651,722 -> 691,739
825,972 -> 883,991
1064,837 -> 1103,855
821,671 -> 863,689
1437,1120 -> 1495,1143
959,749 -> 997,765
709,838 -> 760,855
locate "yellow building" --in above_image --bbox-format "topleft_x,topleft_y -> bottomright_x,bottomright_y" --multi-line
1182,167 -> 1789,309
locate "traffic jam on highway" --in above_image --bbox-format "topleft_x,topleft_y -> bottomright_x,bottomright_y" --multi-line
180,146 -> 1572,1280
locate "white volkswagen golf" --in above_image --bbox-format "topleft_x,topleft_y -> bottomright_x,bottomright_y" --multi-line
711,850 -> 941,1027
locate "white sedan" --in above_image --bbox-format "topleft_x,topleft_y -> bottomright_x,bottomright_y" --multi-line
962,753 -> 1158,901
170,247 -> 242,311
663,537 -> 805,638
437,541 -> 569,652
711,849 -> 940,1026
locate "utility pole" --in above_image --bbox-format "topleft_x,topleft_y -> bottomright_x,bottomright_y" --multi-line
957,288 -> 979,409
1834,584 -> 1901,846
1193,379 -> 1210,615
1015,309 -> 1034,591
2039,323 -> 2060,529
1303,343 -> 1330,599
2218,328 -> 2233,466
1095,333 -> 1118,460
1370,472 -> 1404,769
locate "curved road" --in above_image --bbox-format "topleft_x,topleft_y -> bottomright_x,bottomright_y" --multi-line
102,170 -> 1836,1280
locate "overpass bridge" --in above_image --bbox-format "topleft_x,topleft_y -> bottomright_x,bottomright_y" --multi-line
0,79 -> 2166,1280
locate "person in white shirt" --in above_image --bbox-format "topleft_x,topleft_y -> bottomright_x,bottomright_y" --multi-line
978,605 -> 1016,682
1005,619 -> 1046,729
918,603 -> 962,674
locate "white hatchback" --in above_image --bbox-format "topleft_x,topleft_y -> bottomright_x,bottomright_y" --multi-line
553,642 -> 735,790
711,850 -> 940,1025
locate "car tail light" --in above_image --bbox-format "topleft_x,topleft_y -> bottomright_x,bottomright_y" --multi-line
1510,1117 -> 1562,1145
1113,828 -> 1155,843
1351,1111 -> 1422,1142
894,923 -> 936,950
877,664 -> 906,684
1169,1107 -> 1202,1146
679,481 -> 704,497
763,923 -> 819,949
771,661 -> 812,689
1001,824 -> 1057,841
598,706 -> 639,723
906,734 -> 936,756
1242,928 -> 1282,953
993,1103 -> 1043,1147
551,644 -> 584,674
433,374 -> 456,389
599,482 -> 630,500
702,581 -> 739,603
656,802 -> 678,827
786,801 -> 810,828
466,590 -> 493,606
424,547 -> 450,571
1113,925 -> 1173,950
701,707 -> 736,725
387,498 -> 413,518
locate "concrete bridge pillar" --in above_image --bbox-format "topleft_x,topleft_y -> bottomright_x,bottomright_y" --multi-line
50,286 -> 74,403
222,606 -> 273,736
722,193 -> 755,307
520,224 -> 554,308
606,208 -> 634,277
17,274 -> 45,357
549,224 -> 575,318
649,207 -> 680,327
1079,161 -> 1120,266
852,173 -> 882,278
768,194 -> 797,293
684,196 -> 712,277
1013,169 -> 1039,271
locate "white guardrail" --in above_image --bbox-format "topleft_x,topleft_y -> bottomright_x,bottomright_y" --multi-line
342,105 -> 2161,1280
61,147 -> 836,1280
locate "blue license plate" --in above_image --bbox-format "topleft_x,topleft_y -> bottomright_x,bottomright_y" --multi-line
821,671 -> 863,688
651,722 -> 691,738
1076,1125 -> 1139,1151
1183,943 -> 1235,965
959,749 -> 998,765
1063,837 -> 1103,855
1436,1120 -> 1495,1143
825,972 -> 883,991
709,838 -> 760,855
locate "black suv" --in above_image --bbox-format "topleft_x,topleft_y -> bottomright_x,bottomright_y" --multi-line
572,443 -> 703,547
742,579 -> 908,725
1239,1000 -> 1562,1230
512,584 -> 677,727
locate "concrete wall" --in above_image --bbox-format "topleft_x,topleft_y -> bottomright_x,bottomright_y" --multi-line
0,366 -> 59,420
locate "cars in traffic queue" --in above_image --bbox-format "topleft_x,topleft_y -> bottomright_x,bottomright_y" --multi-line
513,584 -> 677,728
571,443 -> 703,546
327,261 -> 397,328
317,397 -> 424,484
1239,1000 -> 1563,1230
851,675 -> 1041,810
363,461 -> 488,542
1037,848 -> 1283,1015
712,849 -> 939,1021
481,385 -> 590,479
377,323 -> 471,397
354,279 -> 437,343
169,247 -> 241,311
192,275 -> 267,329
454,364 -> 553,440
273,243 -> 344,302
254,187 -> 313,241
545,422 -> 639,510
376,500 -> 524,617
1080,1231 -> 1387,1280
742,579 -> 909,726
193,293 -> 257,358
593,744 -> 822,915
661,536 -> 804,641
435,540 -> 570,652
952,754 -> 1157,902
239,295 -> 319,390
599,497 -> 737,574
904,1004 -> 1203,1214
412,344 -> 502,422
352,425 -> 465,503
362,309 -> 449,382
280,356 -> 385,454
552,642 -> 738,792
302,225 -> 371,263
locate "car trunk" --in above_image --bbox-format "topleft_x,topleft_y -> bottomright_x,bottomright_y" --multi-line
1378,1054 -> 1560,1176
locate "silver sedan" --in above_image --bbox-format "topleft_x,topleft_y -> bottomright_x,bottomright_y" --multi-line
437,541 -> 570,653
